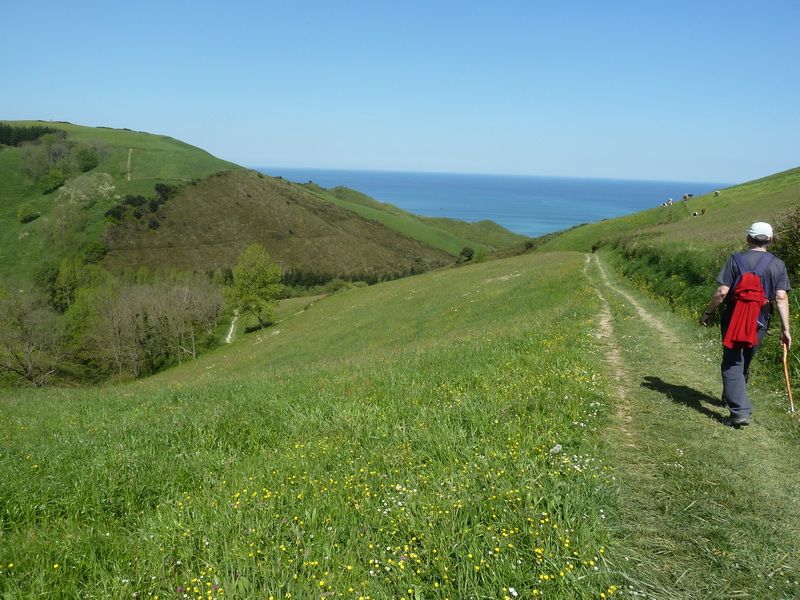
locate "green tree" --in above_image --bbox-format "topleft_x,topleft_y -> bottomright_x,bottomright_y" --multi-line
0,287 -> 66,386
226,244 -> 282,328
17,203 -> 40,223
458,246 -> 475,263
75,144 -> 100,172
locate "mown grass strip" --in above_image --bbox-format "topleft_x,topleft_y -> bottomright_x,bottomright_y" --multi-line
588,253 -> 800,599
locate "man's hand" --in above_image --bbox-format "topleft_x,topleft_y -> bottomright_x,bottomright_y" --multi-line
700,311 -> 713,327
782,329 -> 792,350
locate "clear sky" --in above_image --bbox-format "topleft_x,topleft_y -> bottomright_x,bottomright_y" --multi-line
3,1 -> 798,183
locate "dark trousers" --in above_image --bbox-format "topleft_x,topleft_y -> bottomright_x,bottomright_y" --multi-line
721,327 -> 768,419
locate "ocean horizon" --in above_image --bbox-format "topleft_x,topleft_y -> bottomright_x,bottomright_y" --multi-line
255,167 -> 730,238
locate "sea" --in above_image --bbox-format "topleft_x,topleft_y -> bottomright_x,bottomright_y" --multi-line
255,167 -> 729,238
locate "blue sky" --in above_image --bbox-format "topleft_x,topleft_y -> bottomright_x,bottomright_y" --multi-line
3,1 -> 798,182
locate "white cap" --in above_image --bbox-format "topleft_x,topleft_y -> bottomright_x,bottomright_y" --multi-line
747,222 -> 773,238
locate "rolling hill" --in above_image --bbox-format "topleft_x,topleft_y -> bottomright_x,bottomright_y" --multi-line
3,124 -> 800,598
0,121 -> 525,285
103,169 -> 453,278
301,183 -> 528,254
0,121 -> 239,281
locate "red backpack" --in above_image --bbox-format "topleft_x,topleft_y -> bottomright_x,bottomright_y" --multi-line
722,252 -> 775,350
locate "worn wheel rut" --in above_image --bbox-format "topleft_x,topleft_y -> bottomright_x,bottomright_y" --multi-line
585,251 -> 800,599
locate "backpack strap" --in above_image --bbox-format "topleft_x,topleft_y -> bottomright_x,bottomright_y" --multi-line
728,251 -> 776,304
731,252 -> 774,280
753,252 -> 775,300
731,252 -> 749,279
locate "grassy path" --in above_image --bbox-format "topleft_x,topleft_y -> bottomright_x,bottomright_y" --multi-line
587,253 -> 800,599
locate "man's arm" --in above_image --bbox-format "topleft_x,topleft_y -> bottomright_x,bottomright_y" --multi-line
775,289 -> 792,348
700,285 -> 729,326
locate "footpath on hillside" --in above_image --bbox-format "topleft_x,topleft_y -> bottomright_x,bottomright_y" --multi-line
585,252 -> 800,599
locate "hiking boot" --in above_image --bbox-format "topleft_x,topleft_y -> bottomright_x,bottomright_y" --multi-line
724,416 -> 750,428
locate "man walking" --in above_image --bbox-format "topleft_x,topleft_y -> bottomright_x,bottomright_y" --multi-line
700,222 -> 792,426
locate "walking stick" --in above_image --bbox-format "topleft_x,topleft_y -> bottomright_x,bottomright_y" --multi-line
783,343 -> 796,414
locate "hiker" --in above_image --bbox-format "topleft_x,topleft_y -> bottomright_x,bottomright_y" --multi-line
700,222 -> 792,426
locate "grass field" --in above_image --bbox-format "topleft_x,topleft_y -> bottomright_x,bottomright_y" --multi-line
3,122 -> 799,599
0,252 -> 622,599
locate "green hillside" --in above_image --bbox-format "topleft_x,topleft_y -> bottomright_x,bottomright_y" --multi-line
3,161 -> 800,598
539,166 -> 800,254
5,241 -> 800,598
0,121 -> 238,281
1,121 -> 522,287
0,251 -> 623,599
303,184 -> 528,255
104,170 -> 453,278
536,166 -> 800,317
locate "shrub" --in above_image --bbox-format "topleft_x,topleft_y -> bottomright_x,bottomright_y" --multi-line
123,194 -> 146,207
43,168 -> 67,193
75,144 -> 100,172
84,242 -> 107,264
458,247 -> 475,263
154,183 -> 177,203
771,207 -> 800,280
104,205 -> 126,222
17,203 -> 40,223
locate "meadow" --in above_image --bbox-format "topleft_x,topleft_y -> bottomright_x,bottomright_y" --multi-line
0,252 -> 622,599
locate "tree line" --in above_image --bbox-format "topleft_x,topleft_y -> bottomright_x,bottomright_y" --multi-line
0,243 -> 285,387
16,129 -> 107,192
0,122 -> 58,146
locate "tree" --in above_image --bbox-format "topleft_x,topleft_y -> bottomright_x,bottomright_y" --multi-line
458,246 -> 475,263
59,172 -> 115,208
17,203 -> 40,223
75,144 -> 100,172
226,244 -> 282,328
0,288 -> 66,386
22,145 -> 49,180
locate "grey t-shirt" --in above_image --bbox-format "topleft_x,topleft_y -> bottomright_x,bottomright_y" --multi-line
716,250 -> 791,293
716,249 -> 791,331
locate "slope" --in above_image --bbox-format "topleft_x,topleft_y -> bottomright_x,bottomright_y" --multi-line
0,120 -> 238,281
103,169 -> 453,277
587,252 -> 800,598
539,166 -> 800,255
303,183 -> 529,255
535,165 -> 800,332
0,251 -> 623,599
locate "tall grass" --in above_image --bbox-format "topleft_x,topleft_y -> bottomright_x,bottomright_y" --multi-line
0,253 -> 621,599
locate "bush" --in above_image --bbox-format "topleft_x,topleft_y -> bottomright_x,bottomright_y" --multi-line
123,194 -> 146,207
17,203 -> 40,223
458,247 -> 475,263
75,144 -> 100,172
104,205 -> 126,222
83,242 -> 107,264
154,183 -> 177,203
771,208 -> 800,280
42,168 -> 67,193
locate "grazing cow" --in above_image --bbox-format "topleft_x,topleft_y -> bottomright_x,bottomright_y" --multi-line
714,190 -> 721,197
